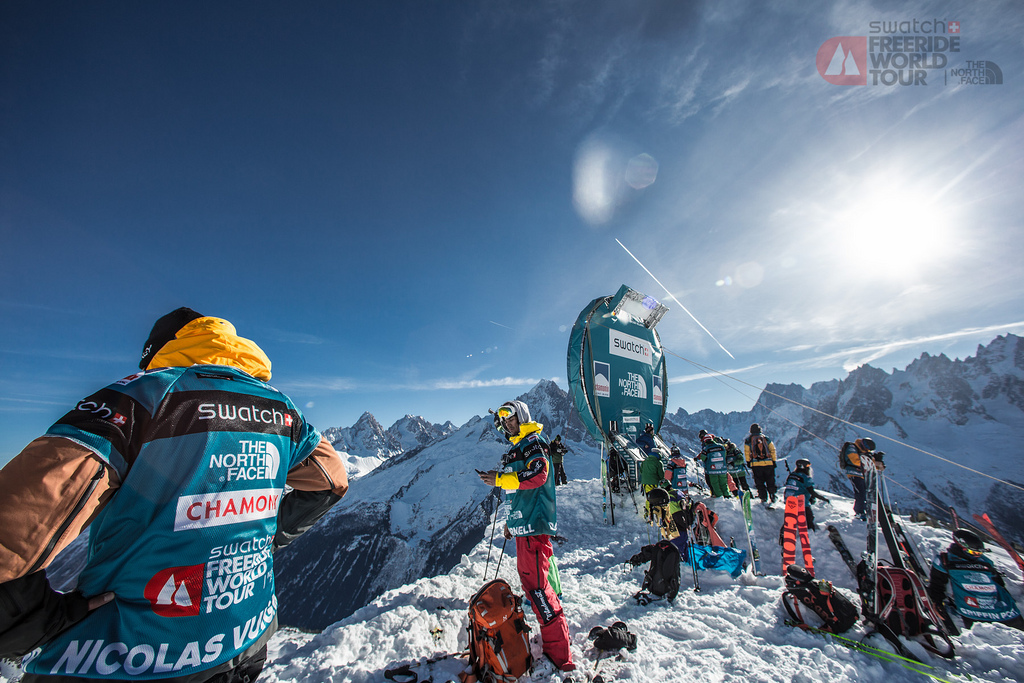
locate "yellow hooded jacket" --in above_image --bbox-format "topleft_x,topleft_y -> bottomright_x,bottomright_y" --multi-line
147,316 -> 273,380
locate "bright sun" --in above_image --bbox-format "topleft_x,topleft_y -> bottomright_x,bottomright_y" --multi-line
834,175 -> 955,278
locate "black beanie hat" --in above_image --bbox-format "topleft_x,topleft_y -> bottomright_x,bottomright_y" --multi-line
139,307 -> 204,370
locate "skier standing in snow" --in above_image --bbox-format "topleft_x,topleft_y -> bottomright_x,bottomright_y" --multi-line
0,308 -> 349,682
725,438 -> 750,493
779,459 -> 826,576
639,436 -> 666,519
744,424 -> 778,507
666,446 -> 689,493
839,438 -> 878,521
928,529 -> 1024,633
781,459 -> 827,531
550,435 -> 569,486
607,448 -> 625,494
478,400 -> 575,673
697,431 -> 731,498
636,422 -> 657,456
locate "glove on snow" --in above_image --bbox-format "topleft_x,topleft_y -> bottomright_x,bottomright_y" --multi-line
588,621 -> 638,652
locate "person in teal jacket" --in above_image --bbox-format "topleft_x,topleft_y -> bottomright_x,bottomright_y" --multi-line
697,432 -> 731,498
781,459 -> 828,531
928,529 -> 1023,633
478,400 -> 574,673
0,308 -> 349,682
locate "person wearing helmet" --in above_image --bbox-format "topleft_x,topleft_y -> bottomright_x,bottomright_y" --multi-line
928,529 -> 1023,633
744,423 -> 778,507
636,422 -> 657,456
839,437 -> 883,521
550,435 -> 569,486
697,431 -> 731,498
724,438 -> 750,494
478,401 -> 575,672
666,445 -> 689,493
781,459 -> 829,531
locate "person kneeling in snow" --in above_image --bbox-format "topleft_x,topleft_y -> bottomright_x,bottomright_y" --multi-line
478,400 -> 575,673
928,529 -> 1024,633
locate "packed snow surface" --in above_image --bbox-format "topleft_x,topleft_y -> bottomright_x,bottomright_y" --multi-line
4,478 -> 1021,683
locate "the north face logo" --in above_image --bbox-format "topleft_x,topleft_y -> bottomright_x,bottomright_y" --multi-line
144,565 -> 204,617
817,37 -> 867,85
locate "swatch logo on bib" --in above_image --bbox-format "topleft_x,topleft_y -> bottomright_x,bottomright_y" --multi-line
145,565 -> 204,617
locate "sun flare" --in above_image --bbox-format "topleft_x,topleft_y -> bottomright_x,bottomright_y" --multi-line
834,175 -> 955,278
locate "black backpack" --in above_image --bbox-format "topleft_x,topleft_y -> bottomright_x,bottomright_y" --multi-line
629,540 -> 681,603
781,565 -> 859,633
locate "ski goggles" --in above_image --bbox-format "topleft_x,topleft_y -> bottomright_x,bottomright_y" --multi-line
960,545 -> 984,557
497,405 -> 516,419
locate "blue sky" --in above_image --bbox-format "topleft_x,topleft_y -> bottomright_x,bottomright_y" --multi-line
2,1 -> 1023,463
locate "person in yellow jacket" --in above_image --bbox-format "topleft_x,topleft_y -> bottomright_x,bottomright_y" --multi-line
744,423 -> 778,507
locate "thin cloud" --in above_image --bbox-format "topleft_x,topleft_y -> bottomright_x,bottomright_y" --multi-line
780,322 -> 1024,372
279,375 -> 543,394
431,377 -> 543,390
670,363 -> 766,384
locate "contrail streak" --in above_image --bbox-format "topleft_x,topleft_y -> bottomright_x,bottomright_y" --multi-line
615,238 -> 735,360
489,320 -> 514,330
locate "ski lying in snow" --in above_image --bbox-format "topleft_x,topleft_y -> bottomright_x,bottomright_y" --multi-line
741,490 -> 764,575
972,512 -> 1024,577
827,525 -> 859,580
783,620 -> 969,683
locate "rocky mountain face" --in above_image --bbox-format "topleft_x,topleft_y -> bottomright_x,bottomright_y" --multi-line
663,334 -> 1024,545
273,380 -> 601,629
320,412 -> 455,480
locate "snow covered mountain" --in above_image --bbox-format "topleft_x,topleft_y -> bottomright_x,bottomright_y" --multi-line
320,412 -> 455,480
272,381 -> 602,630
661,334 -> 1024,546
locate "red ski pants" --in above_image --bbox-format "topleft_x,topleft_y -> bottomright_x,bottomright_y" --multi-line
516,535 -> 573,669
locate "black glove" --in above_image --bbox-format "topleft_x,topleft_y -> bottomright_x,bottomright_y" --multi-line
588,622 -> 637,651
0,572 -> 92,657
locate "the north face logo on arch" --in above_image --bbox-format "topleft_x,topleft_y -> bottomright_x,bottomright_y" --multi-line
817,37 -> 867,85
144,565 -> 204,617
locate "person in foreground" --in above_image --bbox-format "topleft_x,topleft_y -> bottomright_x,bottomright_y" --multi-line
478,400 -> 574,673
0,307 -> 349,683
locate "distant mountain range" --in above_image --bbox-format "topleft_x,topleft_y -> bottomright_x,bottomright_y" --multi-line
660,333 -> 1024,546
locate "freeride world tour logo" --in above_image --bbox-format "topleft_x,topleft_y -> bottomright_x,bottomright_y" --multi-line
817,19 -> 1003,87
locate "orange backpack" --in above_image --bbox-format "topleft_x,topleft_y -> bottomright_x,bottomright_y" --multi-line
461,579 -> 533,683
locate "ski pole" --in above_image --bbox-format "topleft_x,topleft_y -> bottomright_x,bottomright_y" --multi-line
494,536 -> 508,579
483,490 -> 500,579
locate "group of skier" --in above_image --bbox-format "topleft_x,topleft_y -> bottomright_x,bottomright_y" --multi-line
640,423 -> 1024,637
693,424 -> 776,505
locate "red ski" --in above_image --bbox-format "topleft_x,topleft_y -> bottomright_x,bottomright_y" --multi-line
973,512 -> 1024,578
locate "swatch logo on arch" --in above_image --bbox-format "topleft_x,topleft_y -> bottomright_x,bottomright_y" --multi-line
817,37 -> 867,85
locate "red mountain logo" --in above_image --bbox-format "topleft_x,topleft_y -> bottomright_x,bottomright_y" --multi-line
817,37 -> 867,85
144,564 -> 204,617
